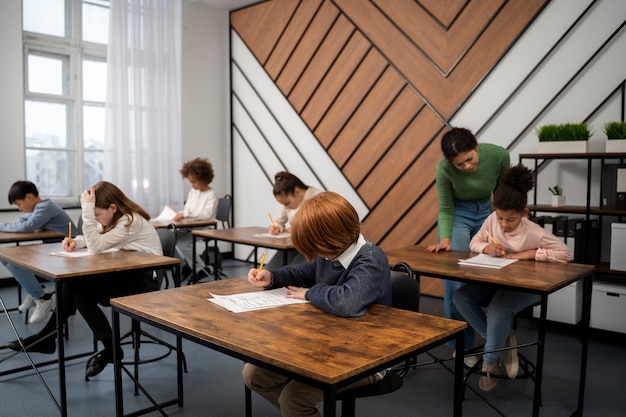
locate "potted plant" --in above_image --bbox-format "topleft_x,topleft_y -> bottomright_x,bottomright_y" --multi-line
536,122 -> 592,153
603,121 -> 626,153
549,185 -> 565,207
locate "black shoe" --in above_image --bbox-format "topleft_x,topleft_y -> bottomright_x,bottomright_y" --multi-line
85,348 -> 123,378
6,333 -> 56,354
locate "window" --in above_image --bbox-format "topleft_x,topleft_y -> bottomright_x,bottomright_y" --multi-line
23,0 -> 109,201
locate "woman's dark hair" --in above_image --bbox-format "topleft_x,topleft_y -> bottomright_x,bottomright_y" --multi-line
291,191 -> 360,261
441,127 -> 478,160
492,164 -> 534,212
272,171 -> 308,197
93,181 -> 151,233
8,181 -> 39,204
180,158 -> 214,184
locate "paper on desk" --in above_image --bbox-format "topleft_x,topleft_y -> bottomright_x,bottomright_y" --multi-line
253,232 -> 291,238
458,253 -> 518,269
50,248 -> 119,257
151,205 -> 177,223
208,287 -> 308,313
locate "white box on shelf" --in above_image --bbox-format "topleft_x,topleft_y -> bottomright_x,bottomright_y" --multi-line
610,223 -> 626,271
533,281 -> 582,324
591,281 -> 626,333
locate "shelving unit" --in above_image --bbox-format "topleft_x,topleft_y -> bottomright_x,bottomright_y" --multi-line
520,152 -> 626,332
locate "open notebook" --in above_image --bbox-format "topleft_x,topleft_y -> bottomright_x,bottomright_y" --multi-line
458,253 -> 518,269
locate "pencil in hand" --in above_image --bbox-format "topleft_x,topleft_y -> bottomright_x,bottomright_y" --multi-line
68,222 -> 72,245
258,251 -> 268,273
486,231 -> 505,255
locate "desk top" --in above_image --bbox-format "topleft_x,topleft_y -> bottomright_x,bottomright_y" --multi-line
151,219 -> 217,229
0,230 -> 65,244
111,277 -> 465,385
386,245 -> 594,293
0,243 -> 179,280
192,226 -> 294,250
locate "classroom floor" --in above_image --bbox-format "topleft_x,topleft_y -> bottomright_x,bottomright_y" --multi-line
1,259 -> 625,417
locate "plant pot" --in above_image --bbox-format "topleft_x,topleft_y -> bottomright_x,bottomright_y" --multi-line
538,141 -> 588,153
551,195 -> 566,207
606,139 -> 626,153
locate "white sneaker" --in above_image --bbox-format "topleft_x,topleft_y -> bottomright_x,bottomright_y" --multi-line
29,297 -> 56,324
18,294 -> 35,313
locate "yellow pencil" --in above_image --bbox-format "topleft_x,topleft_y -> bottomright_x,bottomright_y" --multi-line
268,212 -> 276,228
486,230 -> 498,245
258,251 -> 268,272
68,222 -> 72,244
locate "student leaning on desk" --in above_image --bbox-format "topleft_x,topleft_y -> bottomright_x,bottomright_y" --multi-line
426,127 -> 510,364
6,181 -> 163,379
172,157 -> 218,275
265,171 -> 323,268
0,180 -> 76,324
453,164 -> 572,392
243,191 -> 391,417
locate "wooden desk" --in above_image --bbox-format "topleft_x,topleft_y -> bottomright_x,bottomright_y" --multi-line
150,219 -> 217,230
0,230 -> 67,310
386,245 -> 595,417
190,226 -> 295,282
110,278 -> 467,417
0,243 -> 180,417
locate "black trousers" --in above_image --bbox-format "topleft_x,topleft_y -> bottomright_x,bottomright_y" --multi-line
60,270 -> 156,342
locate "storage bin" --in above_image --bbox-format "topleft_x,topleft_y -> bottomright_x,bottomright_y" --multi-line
610,223 -> 626,271
591,281 -> 626,333
533,282 -> 582,325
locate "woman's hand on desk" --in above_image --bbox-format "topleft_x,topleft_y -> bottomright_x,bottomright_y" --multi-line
268,225 -> 280,235
248,269 -> 271,287
426,238 -> 451,253
62,237 -> 77,252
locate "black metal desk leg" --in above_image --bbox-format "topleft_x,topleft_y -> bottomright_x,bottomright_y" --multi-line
323,387 -> 337,417
55,280 -> 68,417
577,273 -> 593,413
112,310 -> 124,417
533,295 -> 548,417
176,335 -> 184,407
191,234 -> 197,284
453,331 -> 464,417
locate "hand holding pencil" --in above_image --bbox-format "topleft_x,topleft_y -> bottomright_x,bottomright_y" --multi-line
486,230 -> 506,256
248,251 -> 271,287
268,212 -> 280,235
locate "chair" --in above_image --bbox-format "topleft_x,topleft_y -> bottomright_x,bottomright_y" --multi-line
192,194 -> 232,283
244,262 -> 420,417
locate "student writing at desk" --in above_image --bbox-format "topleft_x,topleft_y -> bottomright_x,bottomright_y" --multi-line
243,191 -> 391,417
453,165 -> 572,392
265,171 -> 322,269
172,158 -> 218,276
6,181 -> 163,379
0,181 -> 76,324
426,127 -> 510,365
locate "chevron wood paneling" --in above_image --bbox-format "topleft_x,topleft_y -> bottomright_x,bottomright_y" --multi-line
231,0 -> 548,257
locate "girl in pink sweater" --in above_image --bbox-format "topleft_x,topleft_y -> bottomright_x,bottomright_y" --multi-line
454,164 -> 572,392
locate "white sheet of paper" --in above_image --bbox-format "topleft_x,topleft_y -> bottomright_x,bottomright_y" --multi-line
458,253 -> 518,269
253,232 -> 291,238
50,248 -> 120,257
151,205 -> 177,223
208,287 -> 308,313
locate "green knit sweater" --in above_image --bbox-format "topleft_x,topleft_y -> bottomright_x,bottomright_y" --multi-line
435,143 -> 510,240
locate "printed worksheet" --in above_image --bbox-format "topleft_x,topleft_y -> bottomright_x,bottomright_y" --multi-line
208,287 -> 308,313
50,248 -> 120,257
458,253 -> 518,269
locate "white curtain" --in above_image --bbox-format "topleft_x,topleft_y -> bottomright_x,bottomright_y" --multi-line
104,0 -> 183,216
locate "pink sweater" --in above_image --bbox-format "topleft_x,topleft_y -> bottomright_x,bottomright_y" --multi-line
470,214 -> 573,263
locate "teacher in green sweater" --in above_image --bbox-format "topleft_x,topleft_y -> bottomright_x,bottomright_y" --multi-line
426,127 -> 510,363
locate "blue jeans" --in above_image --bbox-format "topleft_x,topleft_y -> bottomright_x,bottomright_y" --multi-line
442,198 -> 492,350
454,284 -> 540,365
1,260 -> 46,299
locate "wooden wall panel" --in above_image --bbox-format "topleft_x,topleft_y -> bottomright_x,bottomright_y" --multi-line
328,67 -> 405,167
300,31 -> 370,131
276,1 -> 339,95
289,14 -> 355,112
231,0 -> 550,296
264,0 -> 322,79
343,86 -> 424,187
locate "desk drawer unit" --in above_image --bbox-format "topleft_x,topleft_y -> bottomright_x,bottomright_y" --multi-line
591,281 -> 626,334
